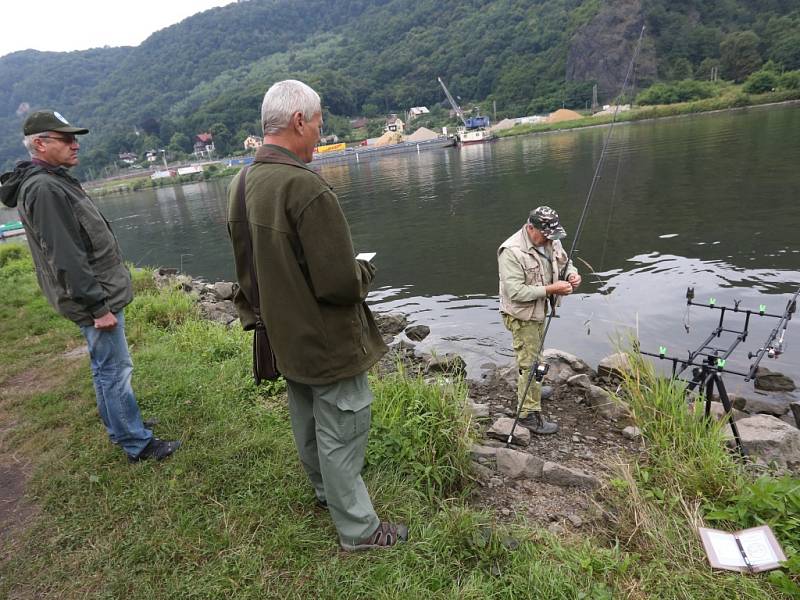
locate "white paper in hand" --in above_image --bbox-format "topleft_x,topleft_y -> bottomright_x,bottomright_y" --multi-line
356,252 -> 376,262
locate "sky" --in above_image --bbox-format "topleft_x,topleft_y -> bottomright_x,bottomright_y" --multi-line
0,0 -> 235,59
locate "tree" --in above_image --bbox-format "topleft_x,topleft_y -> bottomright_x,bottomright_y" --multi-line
720,31 -> 762,83
168,132 -> 192,154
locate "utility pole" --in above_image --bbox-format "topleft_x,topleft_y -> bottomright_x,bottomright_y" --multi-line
492,100 -> 497,122
591,84 -> 598,112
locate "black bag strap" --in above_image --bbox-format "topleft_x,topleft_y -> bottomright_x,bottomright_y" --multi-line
233,165 -> 262,323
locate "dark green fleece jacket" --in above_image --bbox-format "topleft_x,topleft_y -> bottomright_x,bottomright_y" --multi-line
227,144 -> 387,385
0,160 -> 132,326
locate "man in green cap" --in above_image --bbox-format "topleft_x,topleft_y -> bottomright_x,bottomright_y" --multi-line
227,80 -> 407,551
0,110 -> 181,463
498,206 -> 581,435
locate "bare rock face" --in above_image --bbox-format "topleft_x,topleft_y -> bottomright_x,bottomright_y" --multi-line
565,0 -> 657,100
729,414 -> 800,470
487,417 -> 531,447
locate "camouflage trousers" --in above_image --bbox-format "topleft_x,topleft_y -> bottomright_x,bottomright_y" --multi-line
502,314 -> 544,416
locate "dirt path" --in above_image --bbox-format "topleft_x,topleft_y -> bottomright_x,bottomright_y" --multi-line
0,346 -> 87,564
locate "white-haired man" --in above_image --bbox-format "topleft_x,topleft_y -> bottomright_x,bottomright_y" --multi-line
227,80 -> 407,551
0,110 -> 181,463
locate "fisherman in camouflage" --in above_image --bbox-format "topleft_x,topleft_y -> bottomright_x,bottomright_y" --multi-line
498,206 -> 581,434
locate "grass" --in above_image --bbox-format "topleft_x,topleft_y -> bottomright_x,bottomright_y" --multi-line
0,243 -> 797,598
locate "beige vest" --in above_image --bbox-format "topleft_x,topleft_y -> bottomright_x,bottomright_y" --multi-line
498,226 -> 569,321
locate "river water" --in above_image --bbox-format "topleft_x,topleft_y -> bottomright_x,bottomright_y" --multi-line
3,104 -> 799,389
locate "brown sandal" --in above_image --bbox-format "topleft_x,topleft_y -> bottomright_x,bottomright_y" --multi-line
340,521 -> 409,551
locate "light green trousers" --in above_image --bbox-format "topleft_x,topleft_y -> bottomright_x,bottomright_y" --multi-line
502,313 -> 544,416
285,372 -> 380,545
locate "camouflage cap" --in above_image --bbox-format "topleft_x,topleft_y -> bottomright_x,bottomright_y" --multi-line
23,110 -> 89,136
528,206 -> 566,240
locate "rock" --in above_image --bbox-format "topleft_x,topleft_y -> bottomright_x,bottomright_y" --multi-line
467,401 -> 491,419
547,523 -> 566,536
754,368 -> 796,392
470,444 -> 498,461
212,281 -> 236,301
728,414 -> 800,469
587,385 -> 629,420
597,352 -> 631,381
470,462 -> 495,483
567,514 -> 584,528
703,401 -> 748,422
731,394 -> 790,417
374,313 -> 407,336
622,426 -> 641,440
487,417 -> 531,447
500,508 -> 511,516
199,300 -> 238,326
405,324 -> 430,341
567,374 -> 592,390
540,349 -> 593,386
392,338 -> 416,352
541,462 -> 601,489
584,384 -> 610,408
541,385 -> 554,400
542,349 -> 593,374
496,448 -> 544,479
424,353 -> 467,376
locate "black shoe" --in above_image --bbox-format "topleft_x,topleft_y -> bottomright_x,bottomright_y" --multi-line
316,498 -> 328,509
520,412 -> 559,435
128,437 -> 181,463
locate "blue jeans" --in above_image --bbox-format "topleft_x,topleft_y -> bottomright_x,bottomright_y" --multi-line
79,311 -> 152,457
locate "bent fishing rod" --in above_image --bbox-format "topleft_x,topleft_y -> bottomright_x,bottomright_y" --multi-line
506,25 -> 646,446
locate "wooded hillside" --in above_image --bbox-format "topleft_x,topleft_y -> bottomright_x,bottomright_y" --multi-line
1,0 -> 797,177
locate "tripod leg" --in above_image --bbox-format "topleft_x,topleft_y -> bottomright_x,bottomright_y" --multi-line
704,373 -> 714,420
716,376 -> 747,457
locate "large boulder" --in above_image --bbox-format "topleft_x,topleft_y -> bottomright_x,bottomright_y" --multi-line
728,414 -> 800,469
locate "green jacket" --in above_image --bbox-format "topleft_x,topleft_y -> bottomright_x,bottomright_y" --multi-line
498,226 -> 577,322
0,160 -> 132,326
227,144 -> 387,385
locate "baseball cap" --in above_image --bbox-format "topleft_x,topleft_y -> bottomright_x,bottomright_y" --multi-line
23,110 -> 89,136
528,206 -> 566,240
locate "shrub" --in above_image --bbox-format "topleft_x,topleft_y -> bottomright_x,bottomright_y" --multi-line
637,80 -> 719,105
779,70 -> 800,90
743,70 -> 778,94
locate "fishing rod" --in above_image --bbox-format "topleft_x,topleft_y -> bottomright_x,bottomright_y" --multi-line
506,25 -> 647,446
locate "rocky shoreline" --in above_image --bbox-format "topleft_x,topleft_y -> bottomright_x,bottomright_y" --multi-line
155,268 -> 800,529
